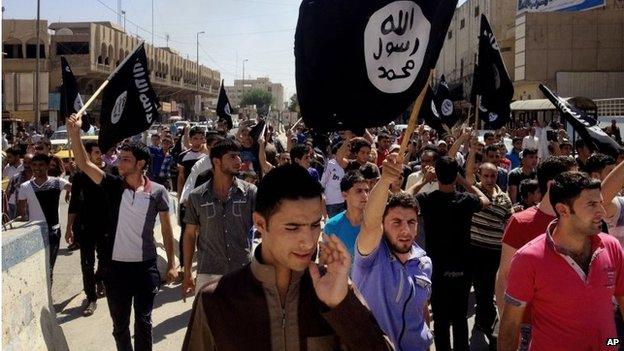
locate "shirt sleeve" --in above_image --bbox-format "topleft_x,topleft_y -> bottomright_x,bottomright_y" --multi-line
58,177 -> 71,189
68,175 -> 81,214
155,187 -> 170,213
17,183 -> 29,201
505,251 -> 535,306
466,192 -> 483,213
183,193 -> 200,225
501,215 -> 526,250
508,170 -> 519,187
353,240 -> 382,269
605,197 -> 624,229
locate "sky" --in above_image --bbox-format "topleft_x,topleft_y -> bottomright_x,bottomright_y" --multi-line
3,0 -> 301,99
3,0 -> 469,100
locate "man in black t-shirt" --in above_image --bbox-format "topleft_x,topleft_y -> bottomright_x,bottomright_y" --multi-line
176,126 -> 207,272
415,156 -> 490,351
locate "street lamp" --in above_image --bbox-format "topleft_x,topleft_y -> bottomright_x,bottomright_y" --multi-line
121,11 -> 126,32
196,31 -> 205,119
242,58 -> 248,105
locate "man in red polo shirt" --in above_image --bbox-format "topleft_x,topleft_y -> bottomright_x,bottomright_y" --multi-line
499,172 -> 624,351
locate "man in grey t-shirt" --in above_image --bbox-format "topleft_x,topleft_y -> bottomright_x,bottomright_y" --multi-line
181,139 -> 257,299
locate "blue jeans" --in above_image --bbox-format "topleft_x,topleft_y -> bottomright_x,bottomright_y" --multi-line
326,203 -> 345,218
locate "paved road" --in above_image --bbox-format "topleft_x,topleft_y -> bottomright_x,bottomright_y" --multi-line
51,192 -> 493,350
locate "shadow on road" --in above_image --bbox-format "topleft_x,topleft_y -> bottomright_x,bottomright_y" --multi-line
153,310 -> 191,343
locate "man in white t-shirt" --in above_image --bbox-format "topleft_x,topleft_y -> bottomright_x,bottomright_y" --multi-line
18,153 -> 71,282
321,142 -> 346,217
602,157 -> 624,245
522,128 -> 540,155
3,147 -> 23,180
405,150 -> 439,194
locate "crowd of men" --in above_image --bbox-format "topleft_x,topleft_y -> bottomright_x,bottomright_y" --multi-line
2,114 -> 624,351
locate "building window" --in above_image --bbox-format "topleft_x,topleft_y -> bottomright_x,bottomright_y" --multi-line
56,42 -> 89,55
475,6 -> 480,17
448,30 -> 453,39
460,19 -> 465,29
460,58 -> 464,78
26,43 -> 46,58
3,42 -> 23,58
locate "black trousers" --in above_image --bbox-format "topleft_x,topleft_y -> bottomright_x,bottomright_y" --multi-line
78,230 -> 109,302
105,259 -> 160,351
470,244 -> 501,336
179,205 -> 186,269
431,268 -> 471,351
48,227 -> 61,283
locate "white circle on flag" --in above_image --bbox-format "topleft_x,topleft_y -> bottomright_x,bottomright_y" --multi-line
111,91 -> 128,125
364,1 -> 431,94
488,112 -> 498,122
441,99 -> 453,116
431,100 -> 439,117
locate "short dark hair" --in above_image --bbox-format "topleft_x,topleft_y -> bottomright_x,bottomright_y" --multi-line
32,153 -> 51,164
521,148 -> 538,158
120,141 -> 151,170
512,137 -> 522,144
206,133 -> 224,148
290,145 -> 309,162
255,164 -> 324,223
210,139 -> 241,163
331,141 -> 343,155
84,140 -> 99,154
574,138 -> 587,150
189,126 -> 204,138
536,156 -> 577,195
383,192 -> 418,219
350,138 -> 371,154
585,153 -> 615,175
421,149 -> 438,161
359,162 -> 380,180
5,147 -> 20,156
340,171 -> 366,192
484,144 -> 500,154
377,133 -> 391,141
519,179 -> 539,200
549,171 -> 601,217
484,132 -> 495,140
37,138 -> 51,148
435,156 -> 458,185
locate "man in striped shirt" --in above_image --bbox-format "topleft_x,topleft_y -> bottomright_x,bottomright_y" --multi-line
467,160 -> 513,344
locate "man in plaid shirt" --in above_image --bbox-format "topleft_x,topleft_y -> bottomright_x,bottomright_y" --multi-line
154,137 -> 174,190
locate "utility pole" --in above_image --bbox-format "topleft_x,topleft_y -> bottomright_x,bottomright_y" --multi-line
121,11 -> 126,32
196,31 -> 205,119
35,0 -> 41,128
151,0 -> 154,46
242,58 -> 248,105
117,0 -> 121,25
165,33 -> 169,47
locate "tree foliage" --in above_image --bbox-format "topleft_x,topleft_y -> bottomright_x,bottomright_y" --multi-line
240,89 -> 274,110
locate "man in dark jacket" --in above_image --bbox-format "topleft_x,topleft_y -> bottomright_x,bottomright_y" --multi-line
183,164 -> 392,351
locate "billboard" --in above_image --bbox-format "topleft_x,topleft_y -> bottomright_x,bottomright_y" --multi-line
517,0 -> 605,13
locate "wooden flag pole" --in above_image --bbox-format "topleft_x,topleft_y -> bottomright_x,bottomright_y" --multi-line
474,95 -> 481,131
76,80 -> 109,119
398,70 -> 434,161
290,118 -> 303,132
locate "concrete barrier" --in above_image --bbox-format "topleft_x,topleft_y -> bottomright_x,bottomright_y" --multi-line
2,221 -> 69,351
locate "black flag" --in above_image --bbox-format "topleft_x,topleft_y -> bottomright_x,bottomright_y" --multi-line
60,57 -> 91,132
434,75 -> 458,129
418,85 -> 450,137
295,0 -> 458,132
472,14 -> 514,130
98,42 -> 160,153
539,84 -> 623,159
216,80 -> 233,130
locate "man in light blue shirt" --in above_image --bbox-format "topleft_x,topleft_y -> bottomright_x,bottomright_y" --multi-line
323,171 -> 369,258
352,154 -> 433,351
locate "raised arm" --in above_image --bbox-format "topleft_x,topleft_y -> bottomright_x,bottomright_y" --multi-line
67,114 -> 104,184
335,138 -> 351,170
448,128 -> 471,160
257,133 -> 274,176
602,159 -> 624,218
357,153 -> 401,256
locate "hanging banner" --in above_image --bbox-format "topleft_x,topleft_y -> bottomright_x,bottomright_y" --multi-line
517,0 -> 605,14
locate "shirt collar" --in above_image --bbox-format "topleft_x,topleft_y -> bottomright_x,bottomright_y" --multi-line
201,177 -> 245,195
545,218 -> 605,254
123,175 -> 152,192
250,244 -> 305,287
385,239 -> 426,263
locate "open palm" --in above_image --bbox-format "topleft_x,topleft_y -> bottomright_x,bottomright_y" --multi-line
309,234 -> 351,308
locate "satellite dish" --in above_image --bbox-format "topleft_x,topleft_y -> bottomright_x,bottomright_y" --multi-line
56,28 -> 74,35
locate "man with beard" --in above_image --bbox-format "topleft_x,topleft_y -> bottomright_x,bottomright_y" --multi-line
182,164 -> 391,350
499,172 -> 624,351
181,139 -> 257,298
352,153 -> 433,351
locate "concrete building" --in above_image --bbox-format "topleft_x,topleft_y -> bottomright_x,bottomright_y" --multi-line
2,19 -> 220,127
435,0 -> 624,102
225,77 -> 284,111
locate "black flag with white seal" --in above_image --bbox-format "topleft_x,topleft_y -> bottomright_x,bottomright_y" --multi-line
60,56 -> 91,132
216,80 -> 234,130
295,0 -> 458,132
434,75 -> 458,129
471,14 -> 514,130
417,85 -> 447,137
98,43 -> 160,153
539,84 -> 623,159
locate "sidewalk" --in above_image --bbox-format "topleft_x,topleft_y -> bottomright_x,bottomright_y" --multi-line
53,198 -> 194,350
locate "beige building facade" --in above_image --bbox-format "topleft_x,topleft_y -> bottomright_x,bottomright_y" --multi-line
435,0 -> 624,102
3,19 -> 220,127
225,77 -> 284,111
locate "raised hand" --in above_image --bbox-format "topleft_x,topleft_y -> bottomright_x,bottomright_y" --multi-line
66,113 -> 83,134
381,153 -> 402,185
309,234 -> 351,308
